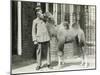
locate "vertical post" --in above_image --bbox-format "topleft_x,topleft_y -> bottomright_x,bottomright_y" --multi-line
84,6 -> 88,26
69,5 -> 74,28
46,3 -> 49,12
61,4 -> 65,22
17,1 -> 22,55
76,6 -> 80,23
84,6 -> 90,54
53,3 -> 57,25
61,4 -> 63,22
63,4 -> 65,21
37,2 -> 41,6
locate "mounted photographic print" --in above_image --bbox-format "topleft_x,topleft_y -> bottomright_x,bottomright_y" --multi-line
11,0 -> 96,74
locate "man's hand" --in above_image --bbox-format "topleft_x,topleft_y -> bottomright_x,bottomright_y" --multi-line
34,40 -> 38,44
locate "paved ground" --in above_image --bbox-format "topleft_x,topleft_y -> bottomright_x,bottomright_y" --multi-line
12,38 -> 96,74
12,55 -> 95,74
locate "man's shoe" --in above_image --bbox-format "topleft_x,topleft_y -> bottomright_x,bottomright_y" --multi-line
36,66 -> 41,70
47,65 -> 53,69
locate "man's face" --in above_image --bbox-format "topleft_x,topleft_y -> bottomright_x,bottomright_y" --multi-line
37,10 -> 44,19
38,10 -> 42,14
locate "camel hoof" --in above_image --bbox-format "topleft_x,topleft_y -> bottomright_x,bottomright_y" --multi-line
80,63 -> 84,66
80,61 -> 84,66
57,65 -> 61,69
84,63 -> 88,68
80,62 -> 88,68
61,62 -> 65,65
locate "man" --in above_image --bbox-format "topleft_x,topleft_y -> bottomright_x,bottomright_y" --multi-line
32,6 -> 51,70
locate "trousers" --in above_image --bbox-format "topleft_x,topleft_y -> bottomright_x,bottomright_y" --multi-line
36,41 -> 51,66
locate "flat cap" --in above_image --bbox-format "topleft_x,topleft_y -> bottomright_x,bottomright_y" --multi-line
35,6 -> 41,11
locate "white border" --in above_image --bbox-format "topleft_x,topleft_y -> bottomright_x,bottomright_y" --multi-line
12,0 -> 96,5
0,0 -> 100,75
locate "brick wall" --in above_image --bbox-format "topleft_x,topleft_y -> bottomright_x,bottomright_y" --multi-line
21,2 -> 37,58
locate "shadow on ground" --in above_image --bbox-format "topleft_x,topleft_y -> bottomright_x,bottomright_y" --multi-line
41,60 -> 81,69
12,55 -> 36,69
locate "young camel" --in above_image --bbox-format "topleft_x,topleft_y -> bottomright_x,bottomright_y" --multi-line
44,12 -> 87,68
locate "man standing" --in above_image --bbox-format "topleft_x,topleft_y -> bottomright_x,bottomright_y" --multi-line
32,6 -> 51,70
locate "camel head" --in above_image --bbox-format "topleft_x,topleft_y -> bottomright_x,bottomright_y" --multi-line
44,12 -> 55,24
72,22 -> 80,29
62,21 -> 70,29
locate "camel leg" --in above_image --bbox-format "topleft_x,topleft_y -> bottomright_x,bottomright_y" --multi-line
61,55 -> 65,65
80,47 -> 85,66
80,49 -> 84,66
58,55 -> 61,68
57,41 -> 64,69
84,52 -> 87,67
58,55 -> 64,68
80,47 -> 87,67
